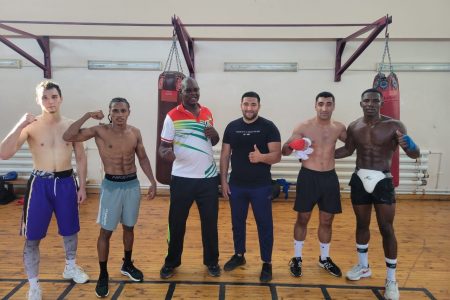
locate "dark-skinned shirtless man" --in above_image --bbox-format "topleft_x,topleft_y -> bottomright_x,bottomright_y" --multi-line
335,88 -> 420,300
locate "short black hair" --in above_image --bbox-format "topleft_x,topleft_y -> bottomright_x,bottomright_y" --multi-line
36,80 -> 62,97
315,91 -> 335,103
361,88 -> 383,99
241,91 -> 260,103
109,97 -> 130,109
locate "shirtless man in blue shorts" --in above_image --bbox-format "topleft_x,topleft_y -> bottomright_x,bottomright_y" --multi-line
335,88 -> 420,300
63,97 -> 157,298
0,80 -> 89,300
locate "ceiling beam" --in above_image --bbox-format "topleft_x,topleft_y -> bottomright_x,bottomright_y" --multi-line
334,15 -> 392,82
172,16 -> 195,78
0,23 -> 52,78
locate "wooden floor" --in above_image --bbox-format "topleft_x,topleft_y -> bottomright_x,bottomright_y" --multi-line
0,193 -> 449,300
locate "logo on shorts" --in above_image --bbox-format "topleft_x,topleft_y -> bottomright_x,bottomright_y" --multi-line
102,209 -> 109,225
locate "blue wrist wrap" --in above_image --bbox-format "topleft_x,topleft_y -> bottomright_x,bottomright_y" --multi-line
404,135 -> 417,151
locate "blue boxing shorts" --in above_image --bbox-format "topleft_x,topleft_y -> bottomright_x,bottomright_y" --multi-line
21,169 -> 80,240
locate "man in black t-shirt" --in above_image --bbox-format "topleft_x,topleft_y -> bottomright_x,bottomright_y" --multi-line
219,91 -> 281,282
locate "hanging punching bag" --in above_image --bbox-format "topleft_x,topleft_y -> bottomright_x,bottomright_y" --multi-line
373,36 -> 400,187
155,36 -> 186,185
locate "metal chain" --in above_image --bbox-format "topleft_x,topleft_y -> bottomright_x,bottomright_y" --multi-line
174,38 -> 184,73
386,34 -> 393,73
163,35 -> 175,72
378,17 -> 393,74
163,32 -> 184,73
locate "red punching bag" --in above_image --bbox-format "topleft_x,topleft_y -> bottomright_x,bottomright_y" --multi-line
155,35 -> 185,184
373,34 -> 400,187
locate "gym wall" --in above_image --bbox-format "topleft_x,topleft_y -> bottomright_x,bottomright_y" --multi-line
1,0 -> 449,193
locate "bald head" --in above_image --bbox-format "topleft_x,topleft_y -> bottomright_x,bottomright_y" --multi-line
181,77 -> 200,108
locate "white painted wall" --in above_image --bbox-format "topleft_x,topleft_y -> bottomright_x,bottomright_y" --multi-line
1,38 -> 449,192
1,0 -> 449,192
1,0 -> 449,38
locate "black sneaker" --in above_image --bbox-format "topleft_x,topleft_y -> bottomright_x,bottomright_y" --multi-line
121,259 -> 144,282
318,256 -> 342,277
260,262 -> 272,282
224,254 -> 246,271
95,274 -> 109,298
160,264 -> 175,279
289,257 -> 303,277
207,264 -> 221,277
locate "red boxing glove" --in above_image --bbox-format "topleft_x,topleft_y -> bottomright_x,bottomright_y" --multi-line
288,139 -> 306,151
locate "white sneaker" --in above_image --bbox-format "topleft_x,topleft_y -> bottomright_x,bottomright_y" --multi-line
346,264 -> 372,280
62,264 -> 90,283
384,279 -> 400,300
28,285 -> 42,300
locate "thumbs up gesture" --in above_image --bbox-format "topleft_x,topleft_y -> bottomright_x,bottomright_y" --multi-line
396,129 -> 418,151
249,144 -> 262,163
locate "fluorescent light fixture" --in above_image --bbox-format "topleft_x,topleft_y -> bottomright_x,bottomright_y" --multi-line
377,63 -> 450,72
224,62 -> 298,72
0,59 -> 21,69
88,60 -> 162,71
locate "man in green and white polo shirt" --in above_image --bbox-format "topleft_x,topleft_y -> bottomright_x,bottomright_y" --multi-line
159,77 -> 221,279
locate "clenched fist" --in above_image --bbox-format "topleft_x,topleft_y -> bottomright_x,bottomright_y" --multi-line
19,113 -> 37,128
88,110 -> 105,120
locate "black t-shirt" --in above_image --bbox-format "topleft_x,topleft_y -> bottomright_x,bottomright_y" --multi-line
223,116 -> 281,187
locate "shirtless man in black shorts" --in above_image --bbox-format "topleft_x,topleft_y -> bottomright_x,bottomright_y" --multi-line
282,91 -> 346,278
335,88 -> 420,300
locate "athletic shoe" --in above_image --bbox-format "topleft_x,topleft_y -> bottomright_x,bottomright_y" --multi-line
289,257 -> 302,277
63,264 -> 90,283
346,264 -> 372,281
384,279 -> 400,300
224,254 -> 246,271
160,264 -> 175,279
318,257 -> 342,277
95,274 -> 109,298
121,259 -> 144,282
260,262 -> 272,282
27,284 -> 42,300
207,264 -> 221,277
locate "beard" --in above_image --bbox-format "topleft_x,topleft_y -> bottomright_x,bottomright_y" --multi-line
243,112 -> 258,121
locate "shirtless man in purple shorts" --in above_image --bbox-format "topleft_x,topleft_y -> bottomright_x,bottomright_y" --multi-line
0,80 -> 89,300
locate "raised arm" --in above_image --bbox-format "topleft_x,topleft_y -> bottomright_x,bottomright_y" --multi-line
135,129 -> 157,200
0,113 -> 36,159
73,141 -> 87,204
219,143 -> 232,199
63,111 -> 104,142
